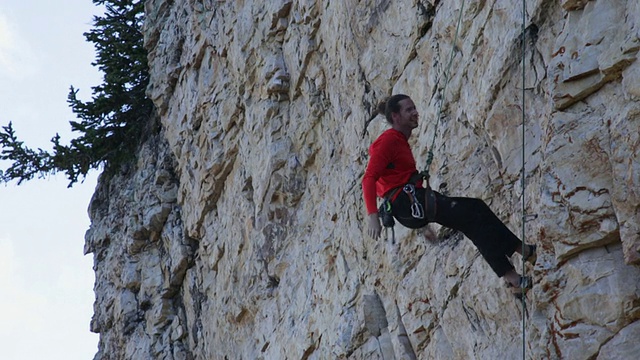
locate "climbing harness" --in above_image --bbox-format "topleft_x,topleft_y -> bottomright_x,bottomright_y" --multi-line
377,198 -> 396,243
377,171 -> 437,243
378,199 -> 395,227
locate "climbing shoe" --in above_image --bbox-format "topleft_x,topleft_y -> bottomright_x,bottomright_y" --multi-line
523,244 -> 537,265
509,276 -> 532,299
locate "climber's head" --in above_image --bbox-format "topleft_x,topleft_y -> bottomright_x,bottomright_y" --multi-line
378,94 -> 419,136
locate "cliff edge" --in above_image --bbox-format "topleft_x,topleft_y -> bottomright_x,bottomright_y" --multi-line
84,1 -> 640,359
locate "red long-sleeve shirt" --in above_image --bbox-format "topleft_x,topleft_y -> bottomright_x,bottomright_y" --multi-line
362,128 -> 422,215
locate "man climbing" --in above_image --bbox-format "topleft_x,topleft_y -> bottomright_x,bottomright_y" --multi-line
362,94 -> 536,296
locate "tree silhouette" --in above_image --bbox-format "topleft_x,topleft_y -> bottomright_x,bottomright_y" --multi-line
0,0 -> 153,186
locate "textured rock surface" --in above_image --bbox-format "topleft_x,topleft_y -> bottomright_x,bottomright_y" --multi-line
84,0 -> 640,359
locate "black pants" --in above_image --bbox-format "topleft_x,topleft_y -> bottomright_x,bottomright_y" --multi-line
392,189 -> 521,277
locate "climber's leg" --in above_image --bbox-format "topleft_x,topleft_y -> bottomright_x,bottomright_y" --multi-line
433,192 -> 523,278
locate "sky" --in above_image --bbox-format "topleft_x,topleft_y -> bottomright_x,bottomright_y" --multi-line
0,1 -> 106,359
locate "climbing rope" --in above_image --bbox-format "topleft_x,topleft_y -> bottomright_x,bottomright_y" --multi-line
422,1 -> 530,357
415,1 -> 530,356
520,1 -> 528,359
422,0 -> 466,176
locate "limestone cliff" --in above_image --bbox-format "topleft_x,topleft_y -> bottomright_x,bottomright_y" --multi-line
84,0 -> 640,359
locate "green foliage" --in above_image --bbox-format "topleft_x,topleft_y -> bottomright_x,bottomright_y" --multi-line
0,0 -> 153,187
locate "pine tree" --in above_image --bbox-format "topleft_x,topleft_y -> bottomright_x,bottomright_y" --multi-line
0,0 -> 153,186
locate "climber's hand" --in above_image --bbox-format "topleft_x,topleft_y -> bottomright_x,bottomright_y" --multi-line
367,213 -> 382,239
421,224 -> 437,242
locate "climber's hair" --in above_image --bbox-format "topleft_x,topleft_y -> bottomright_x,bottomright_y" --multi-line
377,94 -> 411,125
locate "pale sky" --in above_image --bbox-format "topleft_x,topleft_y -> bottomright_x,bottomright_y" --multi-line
0,1 -> 106,359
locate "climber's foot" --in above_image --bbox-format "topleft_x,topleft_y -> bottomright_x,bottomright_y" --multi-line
523,244 -> 537,265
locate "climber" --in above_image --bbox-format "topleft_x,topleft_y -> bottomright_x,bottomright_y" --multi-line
362,94 -> 537,296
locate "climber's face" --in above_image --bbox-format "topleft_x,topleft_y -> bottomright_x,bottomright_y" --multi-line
392,98 -> 419,132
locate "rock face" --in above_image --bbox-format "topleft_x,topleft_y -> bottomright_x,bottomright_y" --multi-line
84,0 -> 640,359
